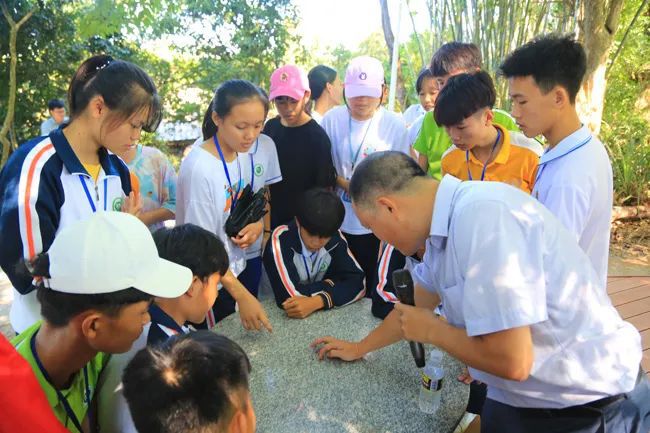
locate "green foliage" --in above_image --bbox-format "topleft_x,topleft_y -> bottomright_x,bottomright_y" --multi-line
601,0 -> 650,205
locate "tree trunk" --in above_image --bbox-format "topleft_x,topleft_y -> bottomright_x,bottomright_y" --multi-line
0,1 -> 35,168
576,0 -> 625,135
379,0 -> 407,110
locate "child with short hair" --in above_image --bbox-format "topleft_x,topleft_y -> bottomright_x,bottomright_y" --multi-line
500,35 -> 613,290
435,71 -> 542,193
413,42 -> 519,179
97,223 -> 230,433
403,67 -> 437,128
11,212 -> 192,433
123,331 -> 256,433
264,188 -> 365,319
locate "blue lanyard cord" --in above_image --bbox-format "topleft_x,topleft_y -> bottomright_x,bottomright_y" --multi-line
466,128 -> 501,182
30,331 -> 89,433
78,175 -> 107,212
348,113 -> 375,172
535,135 -> 592,185
301,251 -> 318,281
214,134 -> 244,211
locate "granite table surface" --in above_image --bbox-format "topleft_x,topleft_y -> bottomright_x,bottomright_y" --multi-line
215,298 -> 469,433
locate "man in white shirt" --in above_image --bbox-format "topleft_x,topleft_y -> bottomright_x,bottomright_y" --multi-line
312,151 -> 648,433
500,35 -> 613,290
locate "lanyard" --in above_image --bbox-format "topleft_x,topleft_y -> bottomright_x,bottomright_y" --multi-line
78,176 -> 108,212
535,135 -> 592,185
30,331 -> 89,433
348,113 -> 375,172
213,134 -> 255,211
466,128 -> 501,181
301,251 -> 319,281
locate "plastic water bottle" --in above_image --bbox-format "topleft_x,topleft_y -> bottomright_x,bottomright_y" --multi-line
419,349 -> 444,414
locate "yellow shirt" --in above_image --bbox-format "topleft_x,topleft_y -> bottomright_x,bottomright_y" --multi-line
441,125 -> 543,194
81,163 -> 101,182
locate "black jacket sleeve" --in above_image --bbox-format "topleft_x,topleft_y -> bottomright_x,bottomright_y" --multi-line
319,232 -> 366,308
370,243 -> 406,319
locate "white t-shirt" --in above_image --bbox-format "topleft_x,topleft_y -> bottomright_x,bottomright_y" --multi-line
532,126 -> 613,291
246,134 -> 282,260
176,144 -> 256,276
311,110 -> 324,125
402,104 -> 426,127
413,176 -> 640,409
321,106 -> 410,235
408,114 -> 425,146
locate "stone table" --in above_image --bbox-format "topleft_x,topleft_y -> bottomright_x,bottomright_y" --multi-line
216,298 -> 469,433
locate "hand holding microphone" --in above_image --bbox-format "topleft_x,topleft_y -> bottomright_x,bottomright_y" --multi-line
392,269 -> 426,368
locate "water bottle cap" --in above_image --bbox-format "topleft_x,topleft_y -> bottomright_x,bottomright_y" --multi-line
429,349 -> 443,364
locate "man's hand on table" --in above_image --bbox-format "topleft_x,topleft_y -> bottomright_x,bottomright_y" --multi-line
310,336 -> 364,361
282,296 -> 323,319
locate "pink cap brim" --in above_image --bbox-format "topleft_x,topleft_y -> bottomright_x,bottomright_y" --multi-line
270,87 -> 306,101
345,84 -> 382,99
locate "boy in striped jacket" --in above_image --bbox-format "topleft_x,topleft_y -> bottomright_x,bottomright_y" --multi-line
264,188 -> 365,319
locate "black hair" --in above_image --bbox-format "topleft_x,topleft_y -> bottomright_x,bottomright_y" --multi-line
349,151 -> 426,208
152,224 -> 229,279
415,68 -> 435,94
47,99 -> 65,111
68,55 -> 162,132
308,65 -> 338,101
201,79 -> 270,140
429,42 -> 482,76
434,71 -> 496,127
16,253 -> 151,327
296,188 -> 345,238
123,331 -> 252,433
499,34 -> 586,104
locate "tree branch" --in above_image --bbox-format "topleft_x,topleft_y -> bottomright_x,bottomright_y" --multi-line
605,0 -> 625,34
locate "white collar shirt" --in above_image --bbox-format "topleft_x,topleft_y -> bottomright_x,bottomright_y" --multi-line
412,175 -> 640,409
532,126 -> 613,290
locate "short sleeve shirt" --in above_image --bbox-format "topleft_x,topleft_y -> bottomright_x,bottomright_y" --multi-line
412,176 -> 640,409
532,126 -> 613,291
440,125 -> 542,193
127,145 -> 177,232
12,322 -> 109,431
414,109 -> 519,179
176,144 -> 255,276
246,134 -> 282,259
321,106 -> 411,234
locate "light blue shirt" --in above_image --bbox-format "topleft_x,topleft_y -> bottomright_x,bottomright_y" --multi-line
413,175 -> 640,409
532,126 -> 613,291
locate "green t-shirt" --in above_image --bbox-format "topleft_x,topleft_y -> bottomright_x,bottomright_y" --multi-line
413,109 -> 520,179
11,321 -> 109,431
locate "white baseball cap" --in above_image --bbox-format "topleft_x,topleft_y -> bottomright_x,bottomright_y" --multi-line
45,212 -> 192,297
344,56 -> 385,98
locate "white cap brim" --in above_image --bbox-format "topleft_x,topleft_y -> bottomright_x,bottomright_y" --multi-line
345,84 -> 382,99
135,258 -> 193,299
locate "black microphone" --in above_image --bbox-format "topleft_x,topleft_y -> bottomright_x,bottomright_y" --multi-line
392,269 -> 426,368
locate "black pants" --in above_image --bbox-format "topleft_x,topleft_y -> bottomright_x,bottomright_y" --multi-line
343,232 -> 380,298
481,378 -> 649,433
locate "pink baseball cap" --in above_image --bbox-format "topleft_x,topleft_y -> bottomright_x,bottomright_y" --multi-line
269,65 -> 310,101
344,56 -> 384,98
